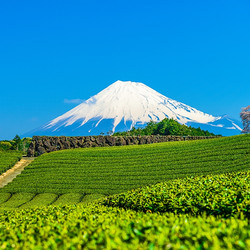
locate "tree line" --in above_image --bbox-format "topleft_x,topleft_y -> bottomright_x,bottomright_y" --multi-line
0,135 -> 31,152
113,118 -> 217,136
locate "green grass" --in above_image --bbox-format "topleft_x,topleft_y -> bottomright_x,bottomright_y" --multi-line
1,135 -> 249,195
0,150 -> 23,175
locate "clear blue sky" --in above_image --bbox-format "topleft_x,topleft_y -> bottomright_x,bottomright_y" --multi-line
0,0 -> 249,140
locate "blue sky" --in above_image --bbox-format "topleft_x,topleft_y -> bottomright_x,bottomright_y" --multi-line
0,0 -> 249,140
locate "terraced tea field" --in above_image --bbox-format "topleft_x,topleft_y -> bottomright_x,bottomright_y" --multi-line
0,171 -> 249,249
0,135 -> 249,210
103,171 -> 250,218
0,151 -> 23,175
1,135 -> 249,195
0,135 -> 249,249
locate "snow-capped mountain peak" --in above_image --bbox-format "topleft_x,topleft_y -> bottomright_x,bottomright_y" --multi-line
25,80 -> 242,136
45,80 -> 218,132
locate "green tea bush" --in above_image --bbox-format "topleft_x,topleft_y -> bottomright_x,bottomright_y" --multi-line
0,193 -> 11,204
20,193 -> 58,209
0,193 -> 35,210
0,151 -> 23,175
102,171 -> 250,218
53,193 -> 83,206
0,203 -> 249,249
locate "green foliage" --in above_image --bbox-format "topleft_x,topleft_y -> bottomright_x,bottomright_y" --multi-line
0,135 -> 249,248
12,136 -> 32,152
17,137 -> 32,152
0,137 -> 31,153
0,170 -> 249,248
0,192 -> 105,210
13,135 -> 21,143
0,193 -> 11,204
0,203 -> 249,249
20,193 -> 58,209
0,141 -> 12,151
114,118 -> 217,136
0,193 -> 35,210
53,193 -> 83,206
0,151 -> 23,175
1,135 -> 249,195
79,193 -> 105,204
102,171 -> 250,218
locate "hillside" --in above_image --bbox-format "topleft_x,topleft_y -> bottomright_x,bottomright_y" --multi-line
0,171 -> 249,249
0,151 -> 23,175
102,171 -> 250,217
1,135 -> 249,198
0,135 -> 249,248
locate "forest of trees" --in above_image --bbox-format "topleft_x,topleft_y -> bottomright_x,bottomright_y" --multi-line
113,118 -> 217,136
0,135 -> 31,152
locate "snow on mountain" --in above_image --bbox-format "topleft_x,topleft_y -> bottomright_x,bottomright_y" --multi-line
24,80 -> 242,136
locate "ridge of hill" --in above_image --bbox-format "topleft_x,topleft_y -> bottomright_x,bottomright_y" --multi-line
1,135 -> 249,195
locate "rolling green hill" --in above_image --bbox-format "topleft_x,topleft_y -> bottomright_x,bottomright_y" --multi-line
1,171 -> 249,248
0,135 -> 249,249
102,171 -> 250,218
1,196 -> 249,249
0,135 -> 249,198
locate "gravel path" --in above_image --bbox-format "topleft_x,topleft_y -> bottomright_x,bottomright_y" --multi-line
0,157 -> 34,188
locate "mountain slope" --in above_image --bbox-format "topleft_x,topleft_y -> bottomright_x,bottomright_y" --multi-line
24,80 -> 242,136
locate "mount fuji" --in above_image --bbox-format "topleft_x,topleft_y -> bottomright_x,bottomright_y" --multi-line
24,80 -> 242,137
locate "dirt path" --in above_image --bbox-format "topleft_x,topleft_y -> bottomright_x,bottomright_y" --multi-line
0,157 -> 35,188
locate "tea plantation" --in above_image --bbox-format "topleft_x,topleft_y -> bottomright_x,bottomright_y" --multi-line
0,150 -> 23,175
0,135 -> 249,249
1,135 -> 249,196
102,171 -> 250,217
0,170 -> 249,249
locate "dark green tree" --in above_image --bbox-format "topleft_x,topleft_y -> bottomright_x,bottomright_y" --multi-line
13,135 -> 21,150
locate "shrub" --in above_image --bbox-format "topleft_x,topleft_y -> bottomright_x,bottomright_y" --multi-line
0,141 -> 12,151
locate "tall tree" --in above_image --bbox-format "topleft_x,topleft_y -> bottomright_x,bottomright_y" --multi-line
240,105 -> 250,133
13,134 -> 21,150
